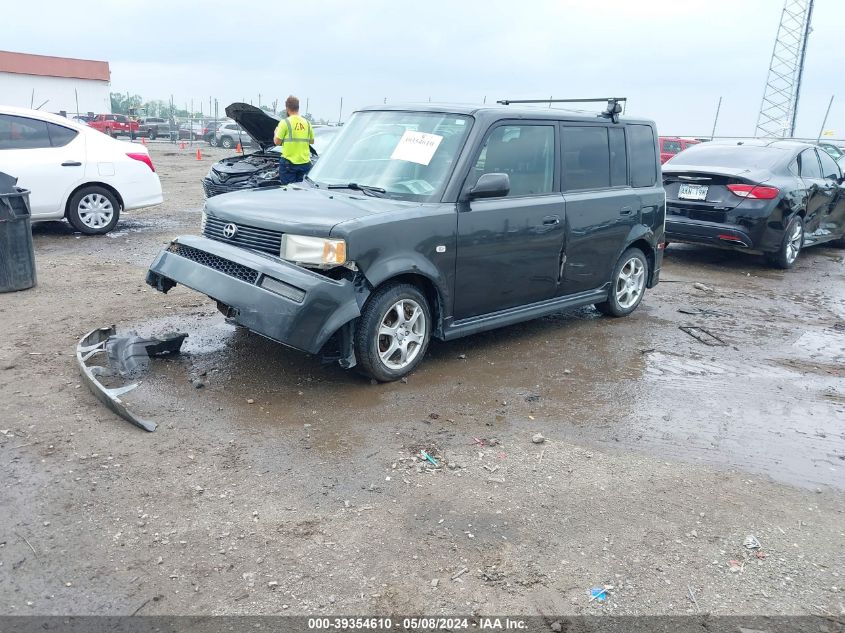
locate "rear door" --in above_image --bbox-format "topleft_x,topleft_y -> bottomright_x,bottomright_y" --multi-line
454,121 -> 564,319
814,148 -> 845,241
558,123 -> 639,294
0,114 -> 85,217
797,148 -> 833,236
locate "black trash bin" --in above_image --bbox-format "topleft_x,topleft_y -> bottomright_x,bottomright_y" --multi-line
0,171 -> 37,293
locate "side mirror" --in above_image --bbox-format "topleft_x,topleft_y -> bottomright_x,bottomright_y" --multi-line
469,173 -> 510,199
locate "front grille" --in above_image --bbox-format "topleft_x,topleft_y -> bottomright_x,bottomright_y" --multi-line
202,180 -> 234,198
203,215 -> 283,256
668,204 -> 727,224
167,243 -> 259,284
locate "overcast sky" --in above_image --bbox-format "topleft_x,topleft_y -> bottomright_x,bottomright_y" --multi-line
6,0 -> 844,137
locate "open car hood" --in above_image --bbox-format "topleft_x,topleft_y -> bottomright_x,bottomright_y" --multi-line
224,102 -> 279,150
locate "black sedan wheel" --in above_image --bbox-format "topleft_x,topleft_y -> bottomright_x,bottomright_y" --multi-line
354,283 -> 431,382
766,215 -> 803,269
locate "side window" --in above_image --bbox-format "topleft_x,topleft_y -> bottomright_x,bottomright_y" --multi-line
0,114 -> 52,149
663,139 -> 682,153
629,125 -> 658,187
472,124 -> 555,197
817,148 -> 841,180
798,150 -> 822,179
609,127 -> 627,187
47,123 -> 78,148
561,126 -> 610,191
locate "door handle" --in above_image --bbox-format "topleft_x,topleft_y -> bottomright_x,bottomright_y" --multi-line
620,206 -> 634,216
61,161 -> 82,167
541,215 -> 560,226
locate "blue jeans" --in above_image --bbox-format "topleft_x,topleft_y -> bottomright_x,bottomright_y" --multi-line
279,157 -> 312,185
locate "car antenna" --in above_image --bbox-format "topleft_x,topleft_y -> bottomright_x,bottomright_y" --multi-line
496,97 -> 627,123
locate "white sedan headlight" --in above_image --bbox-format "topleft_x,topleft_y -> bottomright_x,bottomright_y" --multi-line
280,234 -> 346,266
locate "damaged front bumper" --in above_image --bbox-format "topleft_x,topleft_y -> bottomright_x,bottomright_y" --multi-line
146,235 -> 362,359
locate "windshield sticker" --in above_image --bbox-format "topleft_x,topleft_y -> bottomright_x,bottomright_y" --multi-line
390,131 -> 443,166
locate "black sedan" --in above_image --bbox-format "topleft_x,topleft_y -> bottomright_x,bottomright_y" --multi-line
663,141 -> 845,268
201,103 -> 341,198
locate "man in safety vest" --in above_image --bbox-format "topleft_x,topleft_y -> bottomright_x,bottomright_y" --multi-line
274,95 -> 315,186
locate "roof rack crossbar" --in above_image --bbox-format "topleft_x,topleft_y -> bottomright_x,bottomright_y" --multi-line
496,98 -> 627,105
496,97 -> 627,123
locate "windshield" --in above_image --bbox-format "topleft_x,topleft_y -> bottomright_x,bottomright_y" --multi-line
666,144 -> 787,170
308,110 -> 472,201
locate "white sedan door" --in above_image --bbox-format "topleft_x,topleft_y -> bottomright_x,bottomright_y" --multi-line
0,113 -> 86,218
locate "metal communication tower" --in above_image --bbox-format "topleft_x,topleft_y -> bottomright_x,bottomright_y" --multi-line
755,0 -> 814,138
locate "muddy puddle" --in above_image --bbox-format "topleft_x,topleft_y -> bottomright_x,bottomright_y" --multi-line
109,294 -> 845,492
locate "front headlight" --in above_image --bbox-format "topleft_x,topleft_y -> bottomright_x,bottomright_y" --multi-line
280,234 -> 346,266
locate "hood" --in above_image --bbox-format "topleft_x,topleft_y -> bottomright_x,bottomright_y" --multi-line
224,102 -> 279,150
204,185 -> 415,236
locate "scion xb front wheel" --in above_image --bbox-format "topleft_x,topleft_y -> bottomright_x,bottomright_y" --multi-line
595,247 -> 648,317
354,283 -> 432,382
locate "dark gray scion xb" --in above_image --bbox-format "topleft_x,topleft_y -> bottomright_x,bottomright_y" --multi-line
147,103 -> 666,381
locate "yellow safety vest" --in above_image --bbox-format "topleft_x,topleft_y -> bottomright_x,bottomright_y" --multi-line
274,115 -> 313,165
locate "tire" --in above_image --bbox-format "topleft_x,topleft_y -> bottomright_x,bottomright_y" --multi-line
765,215 -> 803,269
220,136 -> 234,149
66,186 -> 120,235
209,136 -> 219,147
354,283 -> 432,382
108,128 -> 117,138
595,247 -> 649,317
148,129 -> 157,141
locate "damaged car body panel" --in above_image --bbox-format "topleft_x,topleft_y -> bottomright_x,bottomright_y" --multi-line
146,234 -> 363,356
148,104 -> 665,380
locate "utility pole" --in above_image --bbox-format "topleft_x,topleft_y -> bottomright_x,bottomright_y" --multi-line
338,97 -> 343,125
816,95 -> 835,142
711,96 -> 723,140
755,0 -> 814,138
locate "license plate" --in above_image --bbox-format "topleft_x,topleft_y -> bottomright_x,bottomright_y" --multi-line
678,184 -> 708,201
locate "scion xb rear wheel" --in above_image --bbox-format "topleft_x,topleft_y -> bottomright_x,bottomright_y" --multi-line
595,247 -> 649,317
66,186 -> 120,235
354,283 -> 431,382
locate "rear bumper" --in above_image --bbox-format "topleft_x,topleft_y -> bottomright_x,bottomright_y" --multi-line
122,174 -> 164,210
666,217 -> 755,250
145,235 -> 360,354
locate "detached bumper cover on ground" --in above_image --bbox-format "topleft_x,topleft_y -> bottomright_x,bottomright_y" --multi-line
146,235 -> 361,354
75,326 -> 187,432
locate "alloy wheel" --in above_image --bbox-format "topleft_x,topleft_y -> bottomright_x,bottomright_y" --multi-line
376,299 -> 427,370
785,220 -> 803,264
615,257 -> 645,310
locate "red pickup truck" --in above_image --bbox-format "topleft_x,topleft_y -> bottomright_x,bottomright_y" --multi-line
659,136 -> 701,164
88,114 -> 140,138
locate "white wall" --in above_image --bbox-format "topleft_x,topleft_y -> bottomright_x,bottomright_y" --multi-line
0,73 -> 111,116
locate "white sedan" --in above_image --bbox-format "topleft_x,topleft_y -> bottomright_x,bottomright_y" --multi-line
0,105 -> 163,235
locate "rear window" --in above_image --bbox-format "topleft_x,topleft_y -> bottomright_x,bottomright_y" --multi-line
629,125 -> 657,187
666,144 -> 785,170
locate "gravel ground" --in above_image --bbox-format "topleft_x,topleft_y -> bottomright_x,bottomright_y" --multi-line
0,142 -> 843,618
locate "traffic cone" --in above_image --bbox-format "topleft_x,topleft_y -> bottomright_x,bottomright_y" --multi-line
180,141 -> 185,150
196,149 -> 202,160
235,142 -> 242,154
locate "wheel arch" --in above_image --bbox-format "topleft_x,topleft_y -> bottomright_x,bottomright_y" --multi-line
64,181 -> 125,218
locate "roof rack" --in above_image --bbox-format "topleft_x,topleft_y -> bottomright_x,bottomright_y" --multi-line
496,97 -> 627,123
